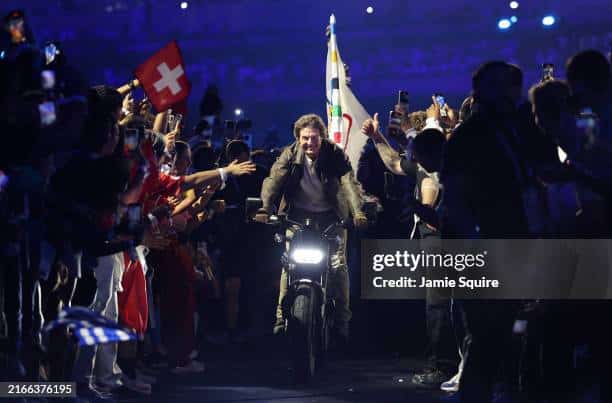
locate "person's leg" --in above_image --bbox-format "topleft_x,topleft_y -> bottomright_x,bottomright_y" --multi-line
459,300 -> 516,403
274,269 -> 289,332
440,299 -> 470,392
413,287 -> 455,386
20,236 -> 37,380
273,225 -> 297,333
421,234 -> 456,376
1,254 -> 24,379
118,340 -> 150,394
329,227 -> 351,338
94,291 -> 122,389
154,249 -> 193,368
93,254 -> 123,389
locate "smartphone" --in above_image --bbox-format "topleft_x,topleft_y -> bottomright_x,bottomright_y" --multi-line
38,102 -> 56,126
124,128 -> 140,151
174,113 -> 183,131
166,114 -> 176,132
542,63 -> 554,82
41,70 -> 55,90
434,93 -> 447,117
44,43 -> 59,65
398,90 -> 409,111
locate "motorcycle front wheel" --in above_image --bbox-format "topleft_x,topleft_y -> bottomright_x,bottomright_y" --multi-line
289,285 -> 321,382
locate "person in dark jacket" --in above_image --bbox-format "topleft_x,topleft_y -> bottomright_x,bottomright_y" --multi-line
255,114 -> 367,339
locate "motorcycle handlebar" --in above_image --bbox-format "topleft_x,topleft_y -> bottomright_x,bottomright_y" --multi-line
264,214 -> 348,234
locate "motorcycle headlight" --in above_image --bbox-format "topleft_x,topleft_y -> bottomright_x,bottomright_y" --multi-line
291,248 -> 324,265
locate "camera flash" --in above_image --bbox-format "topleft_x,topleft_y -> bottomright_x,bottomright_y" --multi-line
366,6 -> 374,14
234,108 -> 242,117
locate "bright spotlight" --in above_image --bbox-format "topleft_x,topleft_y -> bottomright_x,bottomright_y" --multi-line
366,6 -> 374,14
498,18 -> 512,30
509,1 -> 519,9
542,15 -> 556,26
234,108 -> 242,117
510,16 -> 518,23
180,2 -> 188,9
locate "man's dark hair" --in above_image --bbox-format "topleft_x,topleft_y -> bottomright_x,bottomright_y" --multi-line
472,61 -> 523,101
175,140 -> 190,159
87,85 -> 122,118
226,139 -> 250,161
472,61 -> 507,90
529,79 -> 570,122
566,50 -> 611,93
293,113 -> 328,139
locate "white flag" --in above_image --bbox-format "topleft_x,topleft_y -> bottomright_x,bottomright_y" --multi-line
325,14 -> 371,174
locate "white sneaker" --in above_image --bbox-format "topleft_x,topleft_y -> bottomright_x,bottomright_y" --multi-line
122,375 -> 152,395
170,360 -> 206,374
440,372 -> 461,392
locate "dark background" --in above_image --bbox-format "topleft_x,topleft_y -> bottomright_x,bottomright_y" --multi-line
4,0 -> 611,146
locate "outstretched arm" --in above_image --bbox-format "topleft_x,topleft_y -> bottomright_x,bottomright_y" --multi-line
361,113 -> 406,175
260,146 -> 293,213
182,160 -> 256,190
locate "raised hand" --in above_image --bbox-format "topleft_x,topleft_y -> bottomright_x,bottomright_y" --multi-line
361,113 -> 381,139
426,96 -> 441,120
226,159 -> 257,176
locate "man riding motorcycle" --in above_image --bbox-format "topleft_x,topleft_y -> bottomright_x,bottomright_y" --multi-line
254,113 -> 367,340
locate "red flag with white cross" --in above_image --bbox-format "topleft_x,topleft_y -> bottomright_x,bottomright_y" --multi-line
135,41 -> 191,112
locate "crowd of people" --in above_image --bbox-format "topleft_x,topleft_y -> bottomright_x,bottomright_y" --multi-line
359,51 -> 612,402
0,9 -> 271,400
2,7 -> 612,403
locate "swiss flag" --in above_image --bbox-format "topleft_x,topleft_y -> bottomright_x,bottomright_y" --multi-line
135,41 -> 191,112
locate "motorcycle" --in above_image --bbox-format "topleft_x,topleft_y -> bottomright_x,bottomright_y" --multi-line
246,198 -> 345,381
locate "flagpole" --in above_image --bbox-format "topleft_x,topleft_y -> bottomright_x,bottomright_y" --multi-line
328,14 -> 344,147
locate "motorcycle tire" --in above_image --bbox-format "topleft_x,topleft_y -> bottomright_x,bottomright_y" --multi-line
289,285 -> 321,382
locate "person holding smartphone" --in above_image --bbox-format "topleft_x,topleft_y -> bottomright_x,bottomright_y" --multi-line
362,112 -> 457,388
